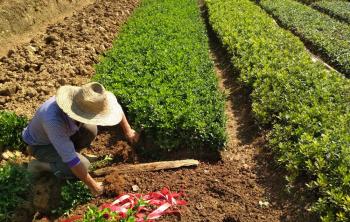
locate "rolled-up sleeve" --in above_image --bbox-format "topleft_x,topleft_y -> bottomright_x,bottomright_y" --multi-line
42,119 -> 80,168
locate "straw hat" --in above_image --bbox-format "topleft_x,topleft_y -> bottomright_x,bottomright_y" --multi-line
56,82 -> 123,126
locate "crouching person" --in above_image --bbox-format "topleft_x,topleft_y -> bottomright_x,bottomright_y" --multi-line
22,82 -> 139,196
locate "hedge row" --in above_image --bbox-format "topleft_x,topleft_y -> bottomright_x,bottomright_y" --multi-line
259,0 -> 350,77
206,0 -> 350,221
0,111 -> 28,152
94,0 -> 226,151
312,0 -> 350,24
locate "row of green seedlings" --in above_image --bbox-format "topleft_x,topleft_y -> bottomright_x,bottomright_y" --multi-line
94,0 -> 226,152
310,0 -> 350,24
296,0 -> 349,4
0,111 -> 92,220
206,0 -> 350,221
257,0 -> 350,77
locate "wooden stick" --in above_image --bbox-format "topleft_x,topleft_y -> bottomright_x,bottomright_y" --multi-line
92,159 -> 200,177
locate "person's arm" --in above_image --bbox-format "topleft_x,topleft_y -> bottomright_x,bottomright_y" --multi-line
120,114 -> 140,144
43,119 -> 103,195
70,163 -> 103,196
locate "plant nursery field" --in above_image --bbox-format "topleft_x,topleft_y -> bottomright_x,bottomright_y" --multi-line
0,0 -> 349,222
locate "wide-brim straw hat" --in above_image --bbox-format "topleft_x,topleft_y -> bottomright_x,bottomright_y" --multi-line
56,82 -> 123,126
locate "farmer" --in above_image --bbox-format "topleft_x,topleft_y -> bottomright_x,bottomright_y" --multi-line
22,82 -> 139,196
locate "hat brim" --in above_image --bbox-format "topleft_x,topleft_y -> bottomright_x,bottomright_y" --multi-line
56,85 -> 123,126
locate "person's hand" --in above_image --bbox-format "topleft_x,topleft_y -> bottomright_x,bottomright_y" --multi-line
125,129 -> 140,144
89,181 -> 104,197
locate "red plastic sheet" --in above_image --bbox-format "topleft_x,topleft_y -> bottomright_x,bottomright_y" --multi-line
62,187 -> 187,221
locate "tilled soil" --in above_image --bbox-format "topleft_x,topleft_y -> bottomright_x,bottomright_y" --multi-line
0,0 -> 139,117
1,0 -> 318,221
0,0 -> 95,56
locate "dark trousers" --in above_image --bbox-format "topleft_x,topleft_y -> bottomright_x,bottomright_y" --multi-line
30,124 -> 97,179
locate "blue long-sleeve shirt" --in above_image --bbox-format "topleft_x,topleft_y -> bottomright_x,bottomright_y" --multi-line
22,96 -> 81,167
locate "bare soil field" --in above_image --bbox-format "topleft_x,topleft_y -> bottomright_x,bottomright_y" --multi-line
0,0 -> 139,117
0,0 -> 95,56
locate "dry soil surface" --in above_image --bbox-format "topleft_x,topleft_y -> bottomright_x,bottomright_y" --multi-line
0,0 -> 95,56
0,0 -> 139,117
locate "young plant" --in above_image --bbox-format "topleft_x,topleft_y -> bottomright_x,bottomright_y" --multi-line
0,111 -> 28,152
54,180 -> 93,216
82,207 -> 121,222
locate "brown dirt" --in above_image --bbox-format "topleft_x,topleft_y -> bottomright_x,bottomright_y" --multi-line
89,126 -> 136,163
1,0 -> 318,221
104,171 -> 126,196
0,0 -> 95,56
11,173 -> 62,222
0,0 -> 139,117
32,174 -> 63,213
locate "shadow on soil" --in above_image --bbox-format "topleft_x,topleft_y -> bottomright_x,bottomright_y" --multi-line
200,1 -> 319,221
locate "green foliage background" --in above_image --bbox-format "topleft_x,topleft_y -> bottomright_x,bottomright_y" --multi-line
312,0 -> 350,24
95,0 -> 226,151
55,180 -> 92,216
260,0 -> 350,77
206,0 -> 350,221
0,111 -> 27,151
0,164 -> 31,222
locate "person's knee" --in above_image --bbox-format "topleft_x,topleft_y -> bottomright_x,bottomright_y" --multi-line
28,160 -> 51,174
53,155 -> 91,179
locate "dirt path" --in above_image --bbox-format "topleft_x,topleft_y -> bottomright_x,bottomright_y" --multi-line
0,0 -> 139,118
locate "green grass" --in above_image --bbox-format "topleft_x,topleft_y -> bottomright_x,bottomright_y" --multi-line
94,0 -> 226,151
206,0 -> 350,221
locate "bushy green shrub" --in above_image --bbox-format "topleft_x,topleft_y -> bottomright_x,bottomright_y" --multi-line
0,164 -> 32,221
206,0 -> 350,221
312,0 -> 350,24
0,111 -> 28,151
259,0 -> 350,77
82,207 -> 120,221
55,180 -> 92,216
94,0 -> 226,151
